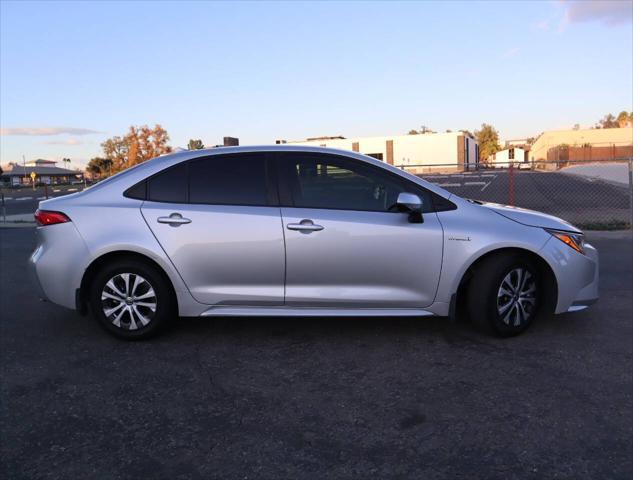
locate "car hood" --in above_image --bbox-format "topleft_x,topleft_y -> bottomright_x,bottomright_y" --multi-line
479,202 -> 582,233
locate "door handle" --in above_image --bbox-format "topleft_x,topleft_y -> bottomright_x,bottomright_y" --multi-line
287,219 -> 324,232
157,213 -> 191,226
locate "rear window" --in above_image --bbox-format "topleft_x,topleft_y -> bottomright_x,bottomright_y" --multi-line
147,163 -> 187,203
188,154 -> 268,206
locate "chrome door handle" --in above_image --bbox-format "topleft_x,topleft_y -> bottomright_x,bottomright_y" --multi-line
157,213 -> 191,226
287,220 -> 324,232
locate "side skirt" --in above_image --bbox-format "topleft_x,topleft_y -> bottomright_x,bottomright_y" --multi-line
200,306 -> 436,317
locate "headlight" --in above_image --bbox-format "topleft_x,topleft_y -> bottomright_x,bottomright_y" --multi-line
545,228 -> 585,254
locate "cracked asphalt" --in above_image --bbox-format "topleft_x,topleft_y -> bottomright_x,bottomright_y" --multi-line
1,227 -> 631,479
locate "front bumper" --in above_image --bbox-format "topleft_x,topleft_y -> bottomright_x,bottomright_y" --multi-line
540,237 -> 599,314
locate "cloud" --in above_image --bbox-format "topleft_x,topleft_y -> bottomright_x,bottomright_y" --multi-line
42,138 -> 84,146
0,127 -> 100,136
501,47 -> 520,59
535,19 -> 550,31
561,0 -> 633,26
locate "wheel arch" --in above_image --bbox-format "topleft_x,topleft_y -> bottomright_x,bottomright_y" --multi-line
78,250 -> 178,315
453,247 -> 558,319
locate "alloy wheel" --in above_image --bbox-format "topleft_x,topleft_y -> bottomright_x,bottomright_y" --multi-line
496,268 -> 537,327
101,273 -> 157,330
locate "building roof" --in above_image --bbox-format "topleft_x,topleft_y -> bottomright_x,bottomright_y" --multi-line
26,159 -> 57,165
1,164 -> 81,177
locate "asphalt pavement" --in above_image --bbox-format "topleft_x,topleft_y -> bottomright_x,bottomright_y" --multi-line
1,227 -> 632,479
418,169 -> 631,228
1,185 -> 85,216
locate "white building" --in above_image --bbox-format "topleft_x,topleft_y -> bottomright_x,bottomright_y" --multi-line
279,131 -> 479,172
489,147 -> 529,168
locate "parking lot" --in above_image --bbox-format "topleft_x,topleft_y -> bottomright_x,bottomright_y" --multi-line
416,167 -> 632,229
1,226 -> 631,479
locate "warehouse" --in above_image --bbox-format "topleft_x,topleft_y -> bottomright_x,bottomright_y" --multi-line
278,131 -> 479,173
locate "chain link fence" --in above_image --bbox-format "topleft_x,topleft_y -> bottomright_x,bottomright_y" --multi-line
397,158 -> 633,230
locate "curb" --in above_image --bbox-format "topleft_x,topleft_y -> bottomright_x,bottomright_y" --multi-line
0,222 -> 36,228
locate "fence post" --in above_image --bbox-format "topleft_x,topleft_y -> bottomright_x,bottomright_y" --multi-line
508,162 -> 515,206
629,158 -> 633,231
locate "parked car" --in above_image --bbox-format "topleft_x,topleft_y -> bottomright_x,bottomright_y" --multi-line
29,146 -> 599,339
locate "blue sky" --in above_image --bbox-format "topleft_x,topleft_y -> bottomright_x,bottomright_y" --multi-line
1,0 -> 632,166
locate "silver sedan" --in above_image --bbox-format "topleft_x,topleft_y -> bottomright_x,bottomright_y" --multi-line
29,146 -> 599,339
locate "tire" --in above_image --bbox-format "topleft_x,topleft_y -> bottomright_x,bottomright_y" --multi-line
88,258 -> 175,340
467,253 -> 541,337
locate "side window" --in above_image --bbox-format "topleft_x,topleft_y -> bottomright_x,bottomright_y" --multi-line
148,163 -> 187,203
189,154 -> 268,205
282,153 -> 425,213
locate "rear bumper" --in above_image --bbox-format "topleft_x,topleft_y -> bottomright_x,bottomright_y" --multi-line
28,245 -> 48,302
29,223 -> 90,310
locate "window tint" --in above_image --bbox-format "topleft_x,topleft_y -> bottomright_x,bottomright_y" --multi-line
283,154 -> 429,212
148,163 -> 187,203
189,154 -> 268,205
124,180 -> 146,200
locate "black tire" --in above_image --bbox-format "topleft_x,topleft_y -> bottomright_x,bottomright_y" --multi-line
88,258 -> 175,340
467,253 -> 541,337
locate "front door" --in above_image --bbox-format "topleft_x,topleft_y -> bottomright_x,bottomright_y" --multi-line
277,152 -> 443,308
141,153 -> 285,306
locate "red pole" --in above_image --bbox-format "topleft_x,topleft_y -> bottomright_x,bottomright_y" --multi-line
508,162 -> 515,206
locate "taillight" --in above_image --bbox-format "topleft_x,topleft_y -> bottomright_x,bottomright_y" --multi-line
34,209 -> 71,226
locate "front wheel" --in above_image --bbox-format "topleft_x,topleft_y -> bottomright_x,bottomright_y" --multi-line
89,259 -> 175,339
467,254 -> 541,337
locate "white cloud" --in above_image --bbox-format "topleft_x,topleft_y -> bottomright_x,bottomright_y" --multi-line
561,0 -> 632,27
0,127 -> 99,136
501,47 -> 520,59
42,138 -> 84,146
535,19 -> 551,31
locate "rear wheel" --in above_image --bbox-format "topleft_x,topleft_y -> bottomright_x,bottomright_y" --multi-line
467,254 -> 540,336
89,259 -> 175,339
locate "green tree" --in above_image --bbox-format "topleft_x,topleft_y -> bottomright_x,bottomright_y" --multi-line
86,157 -> 113,177
62,157 -> 71,169
101,124 -> 172,173
474,123 -> 500,164
188,138 -> 205,150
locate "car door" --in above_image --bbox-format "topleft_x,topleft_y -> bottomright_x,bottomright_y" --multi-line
140,153 -> 285,306
276,152 -> 444,308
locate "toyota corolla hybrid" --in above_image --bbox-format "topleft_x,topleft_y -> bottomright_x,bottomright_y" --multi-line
29,146 -> 598,339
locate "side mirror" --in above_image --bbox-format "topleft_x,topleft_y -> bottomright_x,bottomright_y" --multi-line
396,192 -> 423,223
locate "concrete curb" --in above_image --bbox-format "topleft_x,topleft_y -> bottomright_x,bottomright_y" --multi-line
1,213 -> 36,228
0,222 -> 36,228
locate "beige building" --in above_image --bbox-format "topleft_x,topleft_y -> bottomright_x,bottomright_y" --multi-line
530,127 -> 633,162
279,131 -> 479,172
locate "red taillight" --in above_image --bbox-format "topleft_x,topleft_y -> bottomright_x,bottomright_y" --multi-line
34,209 -> 71,226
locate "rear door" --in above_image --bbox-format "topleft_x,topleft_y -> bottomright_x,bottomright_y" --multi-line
276,152 -> 444,308
140,153 -> 285,306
